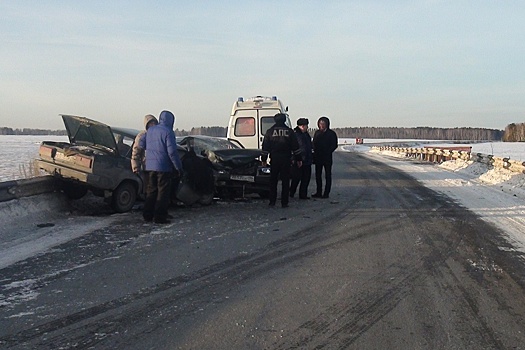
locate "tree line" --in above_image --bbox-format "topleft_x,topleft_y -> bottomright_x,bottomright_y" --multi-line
502,123 -> 525,142
330,126 -> 504,141
2,125 -> 517,141
175,126 -> 505,141
175,126 -> 226,137
0,127 -> 66,135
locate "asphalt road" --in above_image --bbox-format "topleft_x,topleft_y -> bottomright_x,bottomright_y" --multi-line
1,152 -> 525,349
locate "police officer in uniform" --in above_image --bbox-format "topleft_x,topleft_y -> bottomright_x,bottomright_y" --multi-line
262,113 -> 302,208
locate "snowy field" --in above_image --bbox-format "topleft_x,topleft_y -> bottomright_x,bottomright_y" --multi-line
0,135 -> 68,182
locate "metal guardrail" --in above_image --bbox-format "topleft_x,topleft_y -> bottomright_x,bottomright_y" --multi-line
372,146 -> 525,174
0,176 -> 57,203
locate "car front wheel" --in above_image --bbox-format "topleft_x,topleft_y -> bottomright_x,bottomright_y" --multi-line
111,181 -> 137,213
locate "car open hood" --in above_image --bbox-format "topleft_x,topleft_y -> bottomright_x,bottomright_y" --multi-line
207,149 -> 263,167
61,115 -> 118,153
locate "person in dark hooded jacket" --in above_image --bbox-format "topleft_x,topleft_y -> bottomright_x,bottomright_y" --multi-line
312,116 -> 338,198
139,110 -> 183,223
262,113 -> 302,208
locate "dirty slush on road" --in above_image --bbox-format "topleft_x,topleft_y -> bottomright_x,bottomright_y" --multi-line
2,152 -> 525,349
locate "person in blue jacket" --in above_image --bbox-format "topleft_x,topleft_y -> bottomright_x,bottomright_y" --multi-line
139,110 -> 183,224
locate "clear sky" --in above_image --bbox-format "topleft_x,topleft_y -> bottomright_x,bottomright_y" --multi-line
1,1 -> 523,131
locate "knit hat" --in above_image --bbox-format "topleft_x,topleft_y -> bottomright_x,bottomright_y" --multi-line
297,118 -> 309,126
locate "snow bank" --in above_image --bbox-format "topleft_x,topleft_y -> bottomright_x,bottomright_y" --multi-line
0,193 -> 69,227
437,157 -> 525,199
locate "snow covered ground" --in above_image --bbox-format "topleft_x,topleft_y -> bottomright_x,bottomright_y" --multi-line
0,135 -> 68,182
0,136 -> 524,269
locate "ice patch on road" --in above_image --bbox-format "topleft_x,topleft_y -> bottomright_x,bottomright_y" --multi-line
0,278 -> 40,307
7,311 -> 35,318
3,278 -> 38,290
0,194 -> 119,269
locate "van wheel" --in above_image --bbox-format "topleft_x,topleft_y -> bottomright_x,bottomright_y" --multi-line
111,181 -> 137,213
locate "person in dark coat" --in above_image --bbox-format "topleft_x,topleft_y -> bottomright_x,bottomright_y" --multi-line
312,116 -> 338,198
262,113 -> 302,208
290,118 -> 313,199
139,110 -> 183,223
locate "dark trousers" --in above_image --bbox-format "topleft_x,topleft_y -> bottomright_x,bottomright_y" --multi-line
290,164 -> 312,198
140,171 -> 149,196
315,161 -> 333,196
269,156 -> 291,206
143,171 -> 172,221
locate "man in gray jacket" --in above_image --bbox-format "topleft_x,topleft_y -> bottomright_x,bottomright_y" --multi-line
131,114 -> 158,174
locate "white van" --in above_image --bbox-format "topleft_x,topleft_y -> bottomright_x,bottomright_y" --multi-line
227,96 -> 291,149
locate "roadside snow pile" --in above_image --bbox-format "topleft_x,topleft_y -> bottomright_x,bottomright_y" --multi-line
368,148 -> 407,159
438,158 -> 519,186
363,143 -> 525,199
478,167 -> 520,186
438,158 -> 486,175
437,158 -> 525,198
0,193 -> 69,227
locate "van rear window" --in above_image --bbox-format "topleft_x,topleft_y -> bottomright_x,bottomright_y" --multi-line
260,117 -> 275,136
235,117 -> 255,136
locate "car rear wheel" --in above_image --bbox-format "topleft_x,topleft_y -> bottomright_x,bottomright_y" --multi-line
111,181 -> 137,213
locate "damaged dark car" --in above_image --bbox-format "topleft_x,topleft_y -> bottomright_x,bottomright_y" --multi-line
177,135 -> 270,199
37,115 -> 214,212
